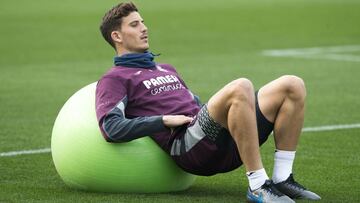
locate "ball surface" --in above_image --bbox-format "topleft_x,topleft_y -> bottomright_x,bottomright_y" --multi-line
51,82 -> 196,193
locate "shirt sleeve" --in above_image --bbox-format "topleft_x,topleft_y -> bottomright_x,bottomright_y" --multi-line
95,77 -> 167,143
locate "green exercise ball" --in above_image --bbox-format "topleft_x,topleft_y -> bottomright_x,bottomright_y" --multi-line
51,82 -> 196,193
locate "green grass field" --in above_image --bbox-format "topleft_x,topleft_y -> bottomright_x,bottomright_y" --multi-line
1,0 -> 360,202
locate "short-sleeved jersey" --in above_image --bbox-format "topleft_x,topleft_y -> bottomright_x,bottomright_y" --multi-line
95,64 -> 201,152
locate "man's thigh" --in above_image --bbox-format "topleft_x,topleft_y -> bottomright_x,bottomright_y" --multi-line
205,82 -> 234,129
170,105 -> 242,176
206,78 -> 255,130
170,92 -> 274,176
257,76 -> 293,123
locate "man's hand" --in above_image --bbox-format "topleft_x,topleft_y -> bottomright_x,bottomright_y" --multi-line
162,115 -> 194,128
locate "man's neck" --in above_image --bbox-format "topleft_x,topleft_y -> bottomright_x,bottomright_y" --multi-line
116,49 -> 147,56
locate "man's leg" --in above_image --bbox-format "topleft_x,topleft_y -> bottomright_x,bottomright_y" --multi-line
257,75 -> 321,200
257,75 -> 304,181
257,75 -> 306,151
206,78 -> 294,203
207,78 -> 262,172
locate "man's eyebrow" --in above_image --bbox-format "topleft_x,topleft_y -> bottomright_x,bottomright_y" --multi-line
128,19 -> 144,24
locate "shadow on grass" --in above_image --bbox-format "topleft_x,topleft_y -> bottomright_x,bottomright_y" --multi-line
170,184 -> 247,197
52,182 -> 248,202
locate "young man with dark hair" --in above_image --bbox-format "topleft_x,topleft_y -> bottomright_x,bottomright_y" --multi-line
96,2 -> 321,202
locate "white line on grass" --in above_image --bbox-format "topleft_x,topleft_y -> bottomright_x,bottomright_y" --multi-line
262,45 -> 360,62
0,148 -> 51,157
302,123 -> 360,132
1,123 -> 360,157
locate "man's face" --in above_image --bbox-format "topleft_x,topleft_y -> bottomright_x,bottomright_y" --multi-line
116,12 -> 149,53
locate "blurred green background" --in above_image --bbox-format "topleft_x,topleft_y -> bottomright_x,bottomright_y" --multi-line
1,0 -> 359,202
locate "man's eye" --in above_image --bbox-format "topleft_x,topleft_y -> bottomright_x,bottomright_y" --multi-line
130,22 -> 138,27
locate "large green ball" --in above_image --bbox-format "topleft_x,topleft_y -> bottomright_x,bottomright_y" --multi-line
51,82 -> 196,193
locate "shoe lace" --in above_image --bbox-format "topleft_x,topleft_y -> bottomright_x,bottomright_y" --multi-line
286,174 -> 307,191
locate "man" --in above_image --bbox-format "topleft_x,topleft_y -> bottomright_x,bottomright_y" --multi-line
95,2 -> 321,202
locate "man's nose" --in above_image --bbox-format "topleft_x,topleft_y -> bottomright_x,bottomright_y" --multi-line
141,23 -> 148,32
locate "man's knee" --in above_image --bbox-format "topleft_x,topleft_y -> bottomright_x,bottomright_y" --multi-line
280,75 -> 306,101
227,78 -> 255,104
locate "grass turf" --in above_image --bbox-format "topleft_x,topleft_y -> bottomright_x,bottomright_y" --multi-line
1,0 -> 360,202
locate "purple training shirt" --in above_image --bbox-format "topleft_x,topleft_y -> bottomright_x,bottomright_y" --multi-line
95,64 -> 201,152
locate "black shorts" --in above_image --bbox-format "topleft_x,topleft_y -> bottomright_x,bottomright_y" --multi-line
170,91 -> 274,176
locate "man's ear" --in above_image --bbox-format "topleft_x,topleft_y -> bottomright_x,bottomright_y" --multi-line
111,31 -> 122,44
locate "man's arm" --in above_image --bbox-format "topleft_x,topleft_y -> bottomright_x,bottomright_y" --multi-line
96,77 -> 193,143
102,97 -> 193,142
101,103 -> 167,142
96,77 -> 165,142
102,105 -> 193,142
162,115 -> 194,128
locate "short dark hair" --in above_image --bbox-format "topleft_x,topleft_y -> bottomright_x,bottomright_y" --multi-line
100,2 -> 138,49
